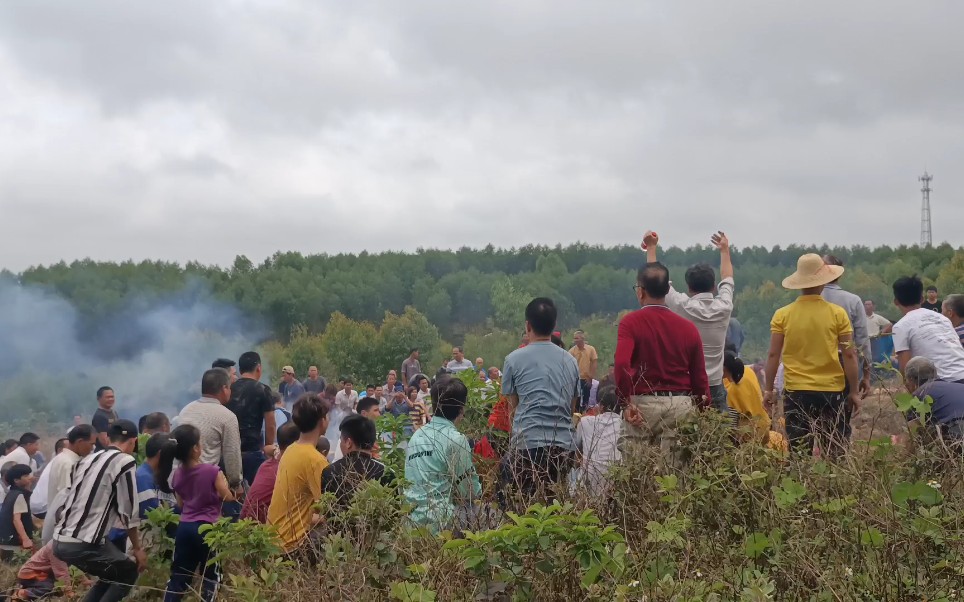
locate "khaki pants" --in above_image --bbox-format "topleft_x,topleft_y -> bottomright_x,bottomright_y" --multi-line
620,395 -> 695,459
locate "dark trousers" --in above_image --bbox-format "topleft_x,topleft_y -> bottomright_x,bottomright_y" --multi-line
53,540 -> 139,602
164,521 -> 220,602
499,446 -> 575,507
241,451 -> 266,486
579,379 -> 592,411
783,390 -> 850,457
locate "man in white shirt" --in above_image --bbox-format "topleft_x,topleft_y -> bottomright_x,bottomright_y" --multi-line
864,299 -> 893,365
643,229 -> 734,413
44,425 -> 97,513
447,347 -> 474,373
335,379 -> 360,413
892,276 -> 964,382
1,433 -> 41,474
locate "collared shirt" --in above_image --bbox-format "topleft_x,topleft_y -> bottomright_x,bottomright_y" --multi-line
866,312 -> 892,338
334,390 -> 359,413
44,448 -> 81,510
282,380 -> 306,406
403,416 -> 481,533
568,344 -> 599,380
822,284 -> 872,363
614,305 -> 709,401
446,359 -> 474,373
176,397 -> 243,487
54,448 -> 137,545
771,295 -> 852,392
665,277 -> 735,385
502,341 -> 580,451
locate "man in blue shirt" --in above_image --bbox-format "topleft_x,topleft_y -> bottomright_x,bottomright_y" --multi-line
500,297 -> 580,504
904,356 -> 964,443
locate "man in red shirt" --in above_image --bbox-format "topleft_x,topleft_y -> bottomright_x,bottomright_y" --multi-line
240,422 -> 300,524
615,262 -> 709,459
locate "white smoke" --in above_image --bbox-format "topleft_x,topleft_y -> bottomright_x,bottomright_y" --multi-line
0,279 -> 264,424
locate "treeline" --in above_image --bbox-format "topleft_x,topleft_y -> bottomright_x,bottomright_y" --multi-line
10,242 -> 964,362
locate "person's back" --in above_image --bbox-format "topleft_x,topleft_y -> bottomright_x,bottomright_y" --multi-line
726,318 -> 745,356
574,412 -> 621,490
240,456 -> 279,523
229,377 -> 274,456
894,308 -> 964,382
177,398 -> 241,477
502,341 -> 579,451
322,452 -> 393,510
404,416 -> 479,532
913,379 -> 964,436
615,306 -> 708,397
172,463 -> 222,524
772,296 -> 851,392
268,442 -> 328,551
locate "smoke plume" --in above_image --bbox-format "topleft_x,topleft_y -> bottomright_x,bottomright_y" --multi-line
0,279 -> 264,426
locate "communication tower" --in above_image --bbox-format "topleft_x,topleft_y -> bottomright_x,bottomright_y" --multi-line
920,171 -> 933,247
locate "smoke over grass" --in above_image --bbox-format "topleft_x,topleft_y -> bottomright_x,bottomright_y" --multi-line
0,279 -> 264,425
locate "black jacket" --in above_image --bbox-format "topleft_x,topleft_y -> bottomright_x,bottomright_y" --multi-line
322,452 -> 395,509
0,487 -> 34,546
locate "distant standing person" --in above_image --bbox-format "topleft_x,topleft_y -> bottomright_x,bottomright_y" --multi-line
302,366 -> 326,395
864,299 -> 894,365
281,366 -> 306,407
501,298 -> 580,499
212,358 -> 238,383
821,255 -> 872,398
229,351 -> 278,486
643,229 -> 734,414
447,347 -> 474,373
892,276 -> 964,382
402,349 -> 422,386
334,379 -> 359,413
568,331 -> 598,412
922,286 -> 942,312
92,386 -> 119,451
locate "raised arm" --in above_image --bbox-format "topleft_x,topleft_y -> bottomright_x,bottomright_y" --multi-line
711,231 -> 733,281
641,230 -> 659,263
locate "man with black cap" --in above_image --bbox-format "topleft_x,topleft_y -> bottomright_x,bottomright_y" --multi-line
53,419 -> 146,602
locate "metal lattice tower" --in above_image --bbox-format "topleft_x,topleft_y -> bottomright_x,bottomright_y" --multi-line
920,171 -> 933,247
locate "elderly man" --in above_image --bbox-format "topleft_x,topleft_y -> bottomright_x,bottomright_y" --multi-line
568,330 -> 599,412
903,356 -> 964,443
864,300 -> 894,366
821,255 -> 872,398
447,347 -> 474,373
303,366 -> 326,395
942,294 -> 964,346
643,229 -> 733,414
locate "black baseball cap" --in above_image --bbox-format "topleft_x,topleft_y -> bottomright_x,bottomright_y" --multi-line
109,419 -> 139,454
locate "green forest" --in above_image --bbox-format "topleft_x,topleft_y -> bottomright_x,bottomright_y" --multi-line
7,241 -> 964,385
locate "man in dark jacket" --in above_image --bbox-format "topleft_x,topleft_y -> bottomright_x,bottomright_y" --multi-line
322,415 -> 394,509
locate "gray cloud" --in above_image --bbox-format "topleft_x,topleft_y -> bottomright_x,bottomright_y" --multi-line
0,0 -> 962,271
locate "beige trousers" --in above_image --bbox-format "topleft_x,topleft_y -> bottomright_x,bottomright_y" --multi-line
620,395 -> 695,458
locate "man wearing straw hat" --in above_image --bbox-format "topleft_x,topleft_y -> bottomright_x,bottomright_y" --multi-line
763,254 -> 860,456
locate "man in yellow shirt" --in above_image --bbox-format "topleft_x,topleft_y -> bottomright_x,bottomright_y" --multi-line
569,330 -> 598,412
763,254 -> 859,457
268,394 -> 330,557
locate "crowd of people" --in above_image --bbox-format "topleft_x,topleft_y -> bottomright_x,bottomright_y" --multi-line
2,230 -> 964,601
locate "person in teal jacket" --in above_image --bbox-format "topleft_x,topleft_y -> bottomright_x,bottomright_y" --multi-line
404,377 -> 481,533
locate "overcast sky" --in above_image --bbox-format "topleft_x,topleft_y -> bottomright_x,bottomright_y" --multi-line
1,1 -> 962,272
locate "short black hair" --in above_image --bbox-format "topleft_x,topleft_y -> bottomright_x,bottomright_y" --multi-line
19,432 -> 40,446
201,368 -> 231,396
339,414 -> 377,450
238,351 -> 262,374
68,424 -> 95,444
2,439 -> 17,454
525,297 -> 557,337
271,390 -> 283,405
431,376 -> 468,421
823,254 -> 844,267
292,393 -> 328,433
684,263 -> 716,294
927,285 -> 938,293
893,275 -> 924,307
365,384 -> 375,391
96,386 -> 113,399
637,262 -> 670,298
212,358 -> 236,370
143,412 -> 170,432
723,351 -> 745,384
145,433 -> 170,460
356,397 -> 379,415
343,377 -> 354,386
4,464 -> 32,487
54,438 -> 69,454
277,422 -> 300,449
316,436 -> 331,456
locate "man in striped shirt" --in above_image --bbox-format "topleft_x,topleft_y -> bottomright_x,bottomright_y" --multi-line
52,419 -> 146,602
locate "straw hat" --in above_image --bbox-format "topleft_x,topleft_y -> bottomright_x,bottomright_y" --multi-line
782,253 -> 844,290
